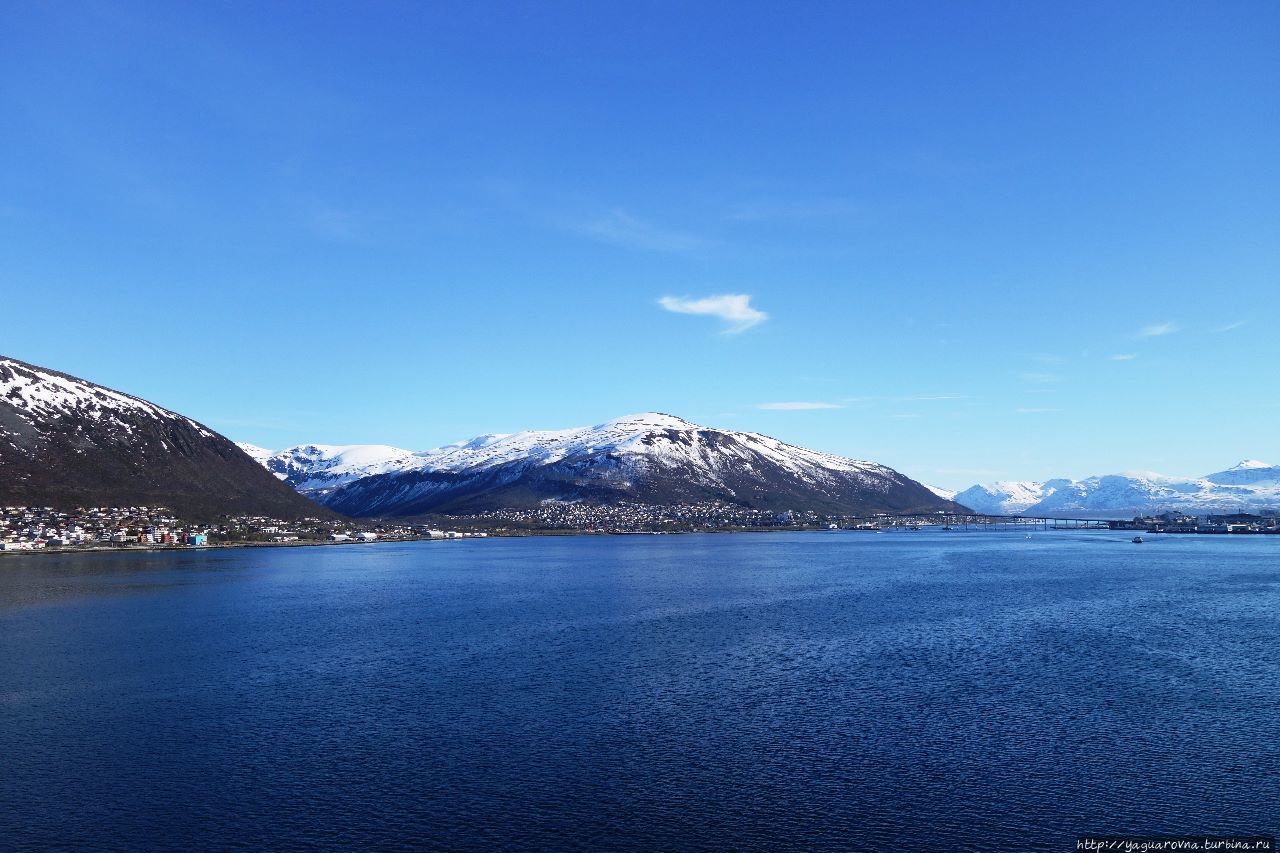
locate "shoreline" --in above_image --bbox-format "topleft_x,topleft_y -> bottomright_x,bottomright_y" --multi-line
0,535 -> 465,557
0,523 -> 1154,559
0,525 -> 878,557
7,524 -> 1274,560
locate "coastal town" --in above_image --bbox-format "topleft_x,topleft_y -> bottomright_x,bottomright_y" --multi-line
0,506 -> 486,552
433,500 -> 836,532
438,502 -> 1280,534
4,502 -> 1279,554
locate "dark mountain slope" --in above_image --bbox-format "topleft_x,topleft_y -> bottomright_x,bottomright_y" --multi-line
0,355 -> 332,520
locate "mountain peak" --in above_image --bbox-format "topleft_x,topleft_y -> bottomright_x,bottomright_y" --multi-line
1,355 -> 330,519
235,442 -> 275,467
957,461 -> 1280,516
596,412 -> 696,432
1,354 -> 213,439
246,412 -> 954,518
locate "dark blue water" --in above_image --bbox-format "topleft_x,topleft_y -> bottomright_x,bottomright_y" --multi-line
2,530 -> 1278,851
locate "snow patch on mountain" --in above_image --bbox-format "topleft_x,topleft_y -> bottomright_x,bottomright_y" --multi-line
952,480 -> 1066,515
258,443 -> 427,495
256,413 -> 895,492
1,357 -> 215,439
924,483 -> 957,501
1204,460 -> 1280,487
235,442 -> 276,468
955,462 -> 1280,517
1,355 -> 329,519
244,412 -> 949,516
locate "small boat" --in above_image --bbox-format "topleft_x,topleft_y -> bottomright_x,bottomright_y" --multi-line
1132,536 -> 1144,544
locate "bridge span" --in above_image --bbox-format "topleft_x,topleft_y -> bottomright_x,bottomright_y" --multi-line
841,512 -> 1117,530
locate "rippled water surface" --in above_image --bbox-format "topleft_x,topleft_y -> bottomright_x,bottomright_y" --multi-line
2,530 -> 1278,850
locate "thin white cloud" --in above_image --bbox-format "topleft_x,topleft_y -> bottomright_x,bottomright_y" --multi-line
726,198 -> 866,222
935,467 -> 1003,478
893,413 -> 922,419
659,294 -> 768,334
1138,321 -> 1179,337
1110,353 -> 1138,361
574,210 -> 703,252
1019,372 -> 1060,384
1016,407 -> 1061,414
1207,320 -> 1247,334
756,401 -> 842,410
898,394 -> 972,401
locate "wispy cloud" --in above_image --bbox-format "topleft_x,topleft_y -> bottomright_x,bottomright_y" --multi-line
897,394 -> 972,401
1138,321 -> 1179,337
1019,372 -> 1060,384
935,467 -> 1003,478
1110,353 -> 1137,361
573,210 -> 704,252
1016,407 -> 1061,414
659,294 -> 768,334
726,198 -> 866,223
1207,320 -> 1247,334
756,401 -> 842,410
1029,353 -> 1066,365
892,413 -> 922,419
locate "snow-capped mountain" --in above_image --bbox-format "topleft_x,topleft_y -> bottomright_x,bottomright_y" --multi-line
0,355 -> 329,519
955,462 -> 1280,517
952,479 -> 1071,515
1203,459 -> 1280,488
249,413 -> 960,518
256,443 -> 426,497
924,483 -> 958,501
235,442 -> 276,469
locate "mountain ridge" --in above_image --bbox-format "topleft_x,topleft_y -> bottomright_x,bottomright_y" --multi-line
954,462 -> 1280,517
1,355 -> 332,520
246,413 -> 963,518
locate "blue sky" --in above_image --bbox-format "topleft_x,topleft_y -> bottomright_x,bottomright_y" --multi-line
2,1 -> 1276,489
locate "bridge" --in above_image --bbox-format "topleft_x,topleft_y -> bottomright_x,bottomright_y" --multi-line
840,512 -> 1117,530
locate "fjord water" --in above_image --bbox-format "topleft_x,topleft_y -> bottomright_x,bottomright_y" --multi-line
1,532 -> 1277,851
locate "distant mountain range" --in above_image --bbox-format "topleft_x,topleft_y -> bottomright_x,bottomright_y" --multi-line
240,413 -> 961,518
954,461 -> 1280,517
13,353 -> 1269,523
0,356 -> 329,520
